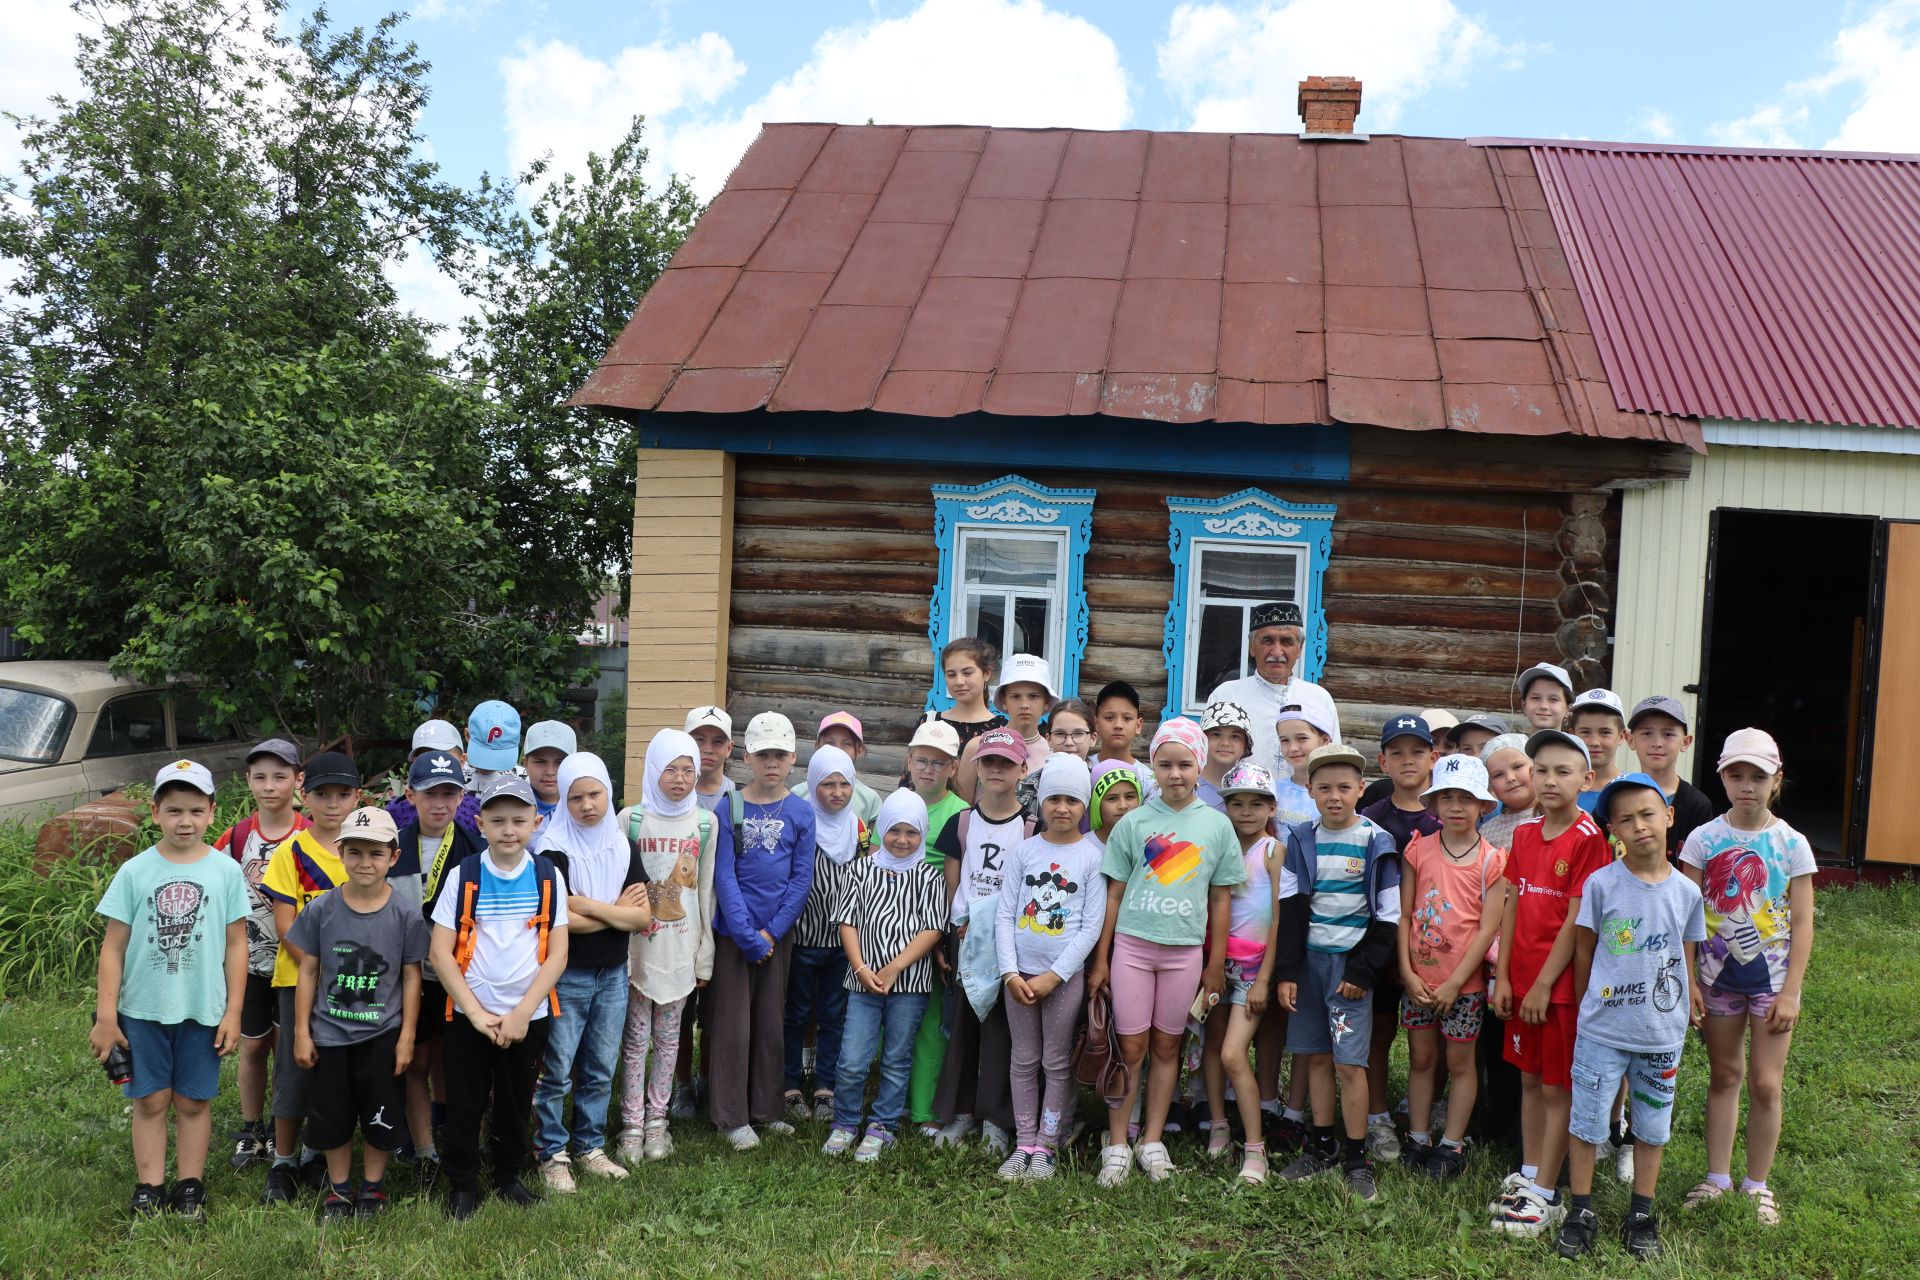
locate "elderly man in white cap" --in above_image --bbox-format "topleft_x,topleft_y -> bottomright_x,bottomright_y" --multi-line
1207,601 -> 1342,779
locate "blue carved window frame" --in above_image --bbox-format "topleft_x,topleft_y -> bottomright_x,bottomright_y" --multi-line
1162,489 -> 1337,718
927,475 -> 1095,713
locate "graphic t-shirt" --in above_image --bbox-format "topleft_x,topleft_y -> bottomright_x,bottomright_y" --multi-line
1225,835 -> 1277,965
430,852 -> 570,1018
833,858 -> 948,995
1306,819 -> 1380,954
96,847 -> 249,1027
285,890 -> 430,1046
1101,795 -> 1246,948
625,810 -> 710,1002
994,833 -> 1107,980
1575,862 -> 1707,1052
215,812 -> 310,976
1679,816 -> 1817,994
1403,831 -> 1506,992
933,805 -> 1032,926
1506,813 -> 1612,1004
260,830 -> 347,987
1273,776 -> 1315,827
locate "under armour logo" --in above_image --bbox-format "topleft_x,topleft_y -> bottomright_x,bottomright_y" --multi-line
1395,718 -> 1417,729
370,1106 -> 393,1130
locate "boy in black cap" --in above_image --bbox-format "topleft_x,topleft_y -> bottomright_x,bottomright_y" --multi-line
1627,696 -> 1714,856
1093,681 -> 1154,797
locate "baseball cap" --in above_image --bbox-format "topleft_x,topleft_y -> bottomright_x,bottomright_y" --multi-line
523,720 -> 578,757
743,712 -> 796,755
1570,688 -> 1626,719
1199,701 -> 1254,737
301,750 -> 360,791
466,700 -> 522,771
1480,732 -> 1530,763
339,806 -> 400,845
1418,708 -> 1460,734
408,751 -> 466,792
1219,761 -> 1277,799
1525,729 -> 1592,769
907,719 -> 961,758
973,727 -> 1029,765
817,712 -> 864,743
1456,712 -> 1511,737
153,758 -> 216,797
1034,754 -> 1091,804
1422,753 -> 1495,805
994,653 -> 1058,707
1628,694 -> 1690,731
1717,727 -> 1782,775
684,706 -> 733,739
1306,742 -> 1368,778
411,719 -> 462,754
478,773 -> 539,809
1379,713 -> 1433,747
1595,771 -> 1669,821
1275,683 -> 1340,740
246,738 -> 301,768
1094,680 -> 1141,711
1516,662 -> 1575,700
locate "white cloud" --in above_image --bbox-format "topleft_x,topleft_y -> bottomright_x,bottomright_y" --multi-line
500,0 -> 1132,200
0,0 -> 87,174
1156,0 -> 1531,133
1707,104 -> 1809,149
1805,0 -> 1920,151
1637,110 -> 1675,143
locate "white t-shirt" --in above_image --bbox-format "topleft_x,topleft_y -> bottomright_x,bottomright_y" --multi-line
430,850 -> 569,1017
935,808 -> 1031,926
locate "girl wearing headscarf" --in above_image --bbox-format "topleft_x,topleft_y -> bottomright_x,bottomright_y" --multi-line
821,790 -> 947,1164
532,751 -> 654,1190
783,746 -> 867,1122
616,731 -> 718,1164
1085,717 -> 1246,1188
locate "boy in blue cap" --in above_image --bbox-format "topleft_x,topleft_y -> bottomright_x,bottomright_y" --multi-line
466,700 -> 523,792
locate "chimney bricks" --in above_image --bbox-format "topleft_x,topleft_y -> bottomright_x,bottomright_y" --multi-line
1298,76 -> 1362,135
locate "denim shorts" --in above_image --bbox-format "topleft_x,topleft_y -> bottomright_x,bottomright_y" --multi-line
1568,1034 -> 1680,1147
1223,958 -> 1259,1008
121,1016 -> 220,1101
1284,949 -> 1372,1067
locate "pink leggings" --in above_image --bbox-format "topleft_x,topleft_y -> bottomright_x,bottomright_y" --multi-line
620,991 -> 688,1126
1109,934 -> 1204,1036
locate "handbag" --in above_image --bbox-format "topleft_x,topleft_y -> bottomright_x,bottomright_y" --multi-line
1071,984 -> 1135,1109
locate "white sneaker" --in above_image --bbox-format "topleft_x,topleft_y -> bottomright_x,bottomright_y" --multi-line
1616,1140 -> 1636,1183
994,1149 -> 1030,1181
933,1114 -> 976,1148
724,1125 -> 760,1151
1365,1116 -> 1401,1162
574,1147 -> 628,1180
821,1127 -> 857,1157
764,1120 -> 795,1136
643,1121 -> 673,1162
1097,1143 -> 1133,1187
539,1153 -> 576,1194
1496,1186 -> 1564,1238
1488,1170 -> 1531,1216
1135,1141 -> 1175,1182
616,1133 -> 645,1166
980,1120 -> 1012,1157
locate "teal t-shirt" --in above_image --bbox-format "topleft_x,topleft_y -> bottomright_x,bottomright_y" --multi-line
96,846 -> 249,1027
1100,795 -> 1246,947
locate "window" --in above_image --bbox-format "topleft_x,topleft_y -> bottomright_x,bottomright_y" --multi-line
86,692 -> 169,758
1162,489 -> 1336,717
928,475 -> 1094,712
171,689 -> 238,747
0,685 -> 76,763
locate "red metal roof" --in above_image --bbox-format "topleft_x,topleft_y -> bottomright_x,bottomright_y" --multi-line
575,124 -> 1700,449
1524,142 -> 1920,430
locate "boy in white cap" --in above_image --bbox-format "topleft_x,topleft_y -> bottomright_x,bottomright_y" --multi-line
386,719 -> 482,832
522,720 -> 577,822
956,653 -> 1054,804
685,705 -> 738,817
1569,689 -> 1628,814
1516,662 -> 1575,732
1627,695 -> 1715,856
91,761 -> 249,1221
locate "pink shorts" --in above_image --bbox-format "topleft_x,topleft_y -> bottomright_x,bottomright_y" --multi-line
1109,934 -> 1204,1037
1703,986 -> 1778,1019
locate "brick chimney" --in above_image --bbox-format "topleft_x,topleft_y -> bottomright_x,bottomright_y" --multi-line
1298,76 -> 1362,136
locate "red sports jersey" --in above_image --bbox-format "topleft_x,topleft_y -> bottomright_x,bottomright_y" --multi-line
1505,812 -> 1611,1005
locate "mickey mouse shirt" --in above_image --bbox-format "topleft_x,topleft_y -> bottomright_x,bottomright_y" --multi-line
993,833 -> 1107,981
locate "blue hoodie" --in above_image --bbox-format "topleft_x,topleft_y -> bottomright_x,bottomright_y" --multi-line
714,792 -> 815,961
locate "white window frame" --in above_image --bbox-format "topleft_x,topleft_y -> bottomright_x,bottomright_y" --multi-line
954,526 -> 1069,680
1180,539 -> 1310,712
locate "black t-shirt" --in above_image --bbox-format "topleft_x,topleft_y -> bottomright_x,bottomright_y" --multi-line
1667,780 -> 1715,859
544,845 -> 649,970
1358,796 -> 1441,854
1359,777 -> 1394,811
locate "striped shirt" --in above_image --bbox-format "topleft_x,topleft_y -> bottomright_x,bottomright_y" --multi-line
794,829 -> 867,949
832,858 -> 947,995
429,851 -> 570,1018
1307,818 -> 1379,954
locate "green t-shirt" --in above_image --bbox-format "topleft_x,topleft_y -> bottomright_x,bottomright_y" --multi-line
96,846 -> 249,1027
923,790 -> 969,866
1100,795 -> 1246,947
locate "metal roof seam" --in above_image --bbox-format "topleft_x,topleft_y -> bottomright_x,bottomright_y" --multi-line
978,130 -> 1074,404
1485,151 -> 1590,437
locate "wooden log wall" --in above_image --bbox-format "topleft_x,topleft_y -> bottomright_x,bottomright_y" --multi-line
725,455 -> 1618,775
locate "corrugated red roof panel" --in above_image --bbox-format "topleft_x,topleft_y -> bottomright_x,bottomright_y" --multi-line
577,123 -> 1705,447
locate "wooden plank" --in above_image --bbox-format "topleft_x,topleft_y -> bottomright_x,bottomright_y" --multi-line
733,590 -> 930,634
632,554 -> 724,578
626,627 -> 720,647
732,561 -> 937,595
637,450 -> 730,479
733,527 -> 937,566
629,572 -> 724,597
625,680 -> 724,706
729,626 -> 934,678
636,474 -> 728,500
632,496 -> 734,518
1867,523 -> 1920,864
632,516 -> 725,539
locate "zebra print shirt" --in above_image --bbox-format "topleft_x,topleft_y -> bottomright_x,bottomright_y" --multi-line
793,838 -> 866,950
831,858 -> 947,995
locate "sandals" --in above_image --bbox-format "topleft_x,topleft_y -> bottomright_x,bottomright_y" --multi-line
1747,1183 -> 1780,1225
1683,1179 -> 1728,1211
1206,1126 -> 1233,1159
1238,1142 -> 1269,1185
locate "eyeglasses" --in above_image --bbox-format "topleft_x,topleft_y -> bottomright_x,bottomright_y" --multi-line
1048,729 -> 1091,743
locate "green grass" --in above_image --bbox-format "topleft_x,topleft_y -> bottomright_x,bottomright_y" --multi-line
0,876 -> 1914,1278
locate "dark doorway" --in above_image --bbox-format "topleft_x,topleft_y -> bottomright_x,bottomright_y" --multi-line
1696,509 -> 1876,861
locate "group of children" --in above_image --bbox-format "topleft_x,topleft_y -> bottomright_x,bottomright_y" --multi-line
88,629 -> 1816,1261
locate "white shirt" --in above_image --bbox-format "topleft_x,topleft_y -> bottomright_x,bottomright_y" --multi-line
1207,673 -> 1342,779
431,850 -> 569,1017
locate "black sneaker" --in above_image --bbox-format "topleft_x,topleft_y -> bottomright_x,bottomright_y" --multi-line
1398,1138 -> 1434,1172
354,1187 -> 389,1219
129,1182 -> 166,1219
166,1177 -> 207,1223
260,1163 -> 298,1205
1269,1115 -> 1308,1154
230,1122 -> 269,1170
1423,1142 -> 1467,1180
1343,1162 -> 1379,1201
298,1155 -> 329,1190
1556,1206 -> 1599,1258
319,1189 -> 355,1223
495,1178 -> 539,1207
1620,1210 -> 1662,1259
1278,1145 -> 1339,1181
445,1188 -> 480,1220
415,1153 -> 441,1192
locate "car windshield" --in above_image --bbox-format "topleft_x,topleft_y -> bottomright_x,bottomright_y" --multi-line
0,685 -> 77,763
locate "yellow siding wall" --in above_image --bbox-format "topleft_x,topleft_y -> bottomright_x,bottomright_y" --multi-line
625,449 -> 733,807
1614,444 -> 1920,774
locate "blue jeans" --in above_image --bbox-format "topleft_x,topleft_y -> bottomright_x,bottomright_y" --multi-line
533,964 -> 630,1159
832,990 -> 929,1133
784,944 -> 850,1094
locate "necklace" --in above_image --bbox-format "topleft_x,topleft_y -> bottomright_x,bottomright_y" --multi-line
1440,829 -> 1480,861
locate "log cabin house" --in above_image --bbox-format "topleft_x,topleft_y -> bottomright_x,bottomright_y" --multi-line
576,80 -> 1920,869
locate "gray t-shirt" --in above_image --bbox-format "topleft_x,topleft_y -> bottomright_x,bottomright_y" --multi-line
285,889 -> 431,1047
1574,862 -> 1707,1053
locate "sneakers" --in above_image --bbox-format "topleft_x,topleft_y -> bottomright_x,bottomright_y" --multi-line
319,1189 -> 355,1222
445,1189 -> 481,1220
724,1125 -> 761,1151
539,1153 -> 576,1194
1343,1162 -> 1378,1201
1683,1179 -> 1728,1210
916,1122 -> 943,1140
495,1178 -> 540,1207
764,1120 -> 796,1136
575,1148 -> 628,1180
1747,1183 -> 1780,1225
1365,1115 -> 1401,1162
933,1114 -> 976,1148
1024,1148 -> 1058,1181
995,1149 -> 1031,1181
1135,1141 -> 1175,1182
785,1092 -> 812,1124
821,1127 -> 857,1157
129,1182 -> 166,1219
260,1162 -> 299,1205
1556,1206 -> 1599,1258
230,1122 -> 270,1170
1279,1145 -> 1338,1182
354,1187 -> 389,1219
1398,1138 -> 1434,1173
669,1082 -> 696,1120
297,1155 -> 329,1189
1424,1142 -> 1467,1181
1096,1144 -> 1133,1188
166,1177 -> 207,1223
1488,1170 -> 1530,1215
853,1127 -> 895,1163
643,1121 -> 674,1162
980,1120 -> 1012,1157
414,1153 -> 440,1191
617,1133 -> 646,1166
1268,1113 -> 1308,1154
813,1093 -> 836,1123
1495,1186 -> 1564,1238
1620,1210 -> 1662,1258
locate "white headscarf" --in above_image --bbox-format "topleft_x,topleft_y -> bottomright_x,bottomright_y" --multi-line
870,789 -> 928,872
807,745 -> 860,866
642,729 -> 699,821
538,751 -> 628,898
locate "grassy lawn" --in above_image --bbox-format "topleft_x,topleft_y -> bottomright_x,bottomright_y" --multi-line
0,880 -> 1914,1279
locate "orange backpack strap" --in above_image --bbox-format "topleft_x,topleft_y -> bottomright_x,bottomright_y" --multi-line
446,867 -> 481,1022
529,857 -> 560,1017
